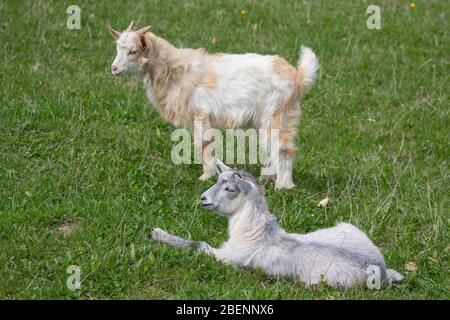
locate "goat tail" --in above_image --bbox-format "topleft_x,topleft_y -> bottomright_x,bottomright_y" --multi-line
386,268 -> 404,283
295,46 -> 319,96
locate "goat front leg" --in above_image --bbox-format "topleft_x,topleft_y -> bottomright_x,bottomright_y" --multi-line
193,118 -> 216,181
151,228 -> 217,256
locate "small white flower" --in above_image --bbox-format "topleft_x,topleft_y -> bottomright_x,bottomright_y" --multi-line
318,197 -> 329,208
404,261 -> 417,272
31,62 -> 40,72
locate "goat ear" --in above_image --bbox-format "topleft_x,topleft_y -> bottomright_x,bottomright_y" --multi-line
216,159 -> 232,173
139,32 -> 152,54
108,25 -> 121,40
136,26 -> 151,34
235,175 -> 253,194
126,20 -> 134,32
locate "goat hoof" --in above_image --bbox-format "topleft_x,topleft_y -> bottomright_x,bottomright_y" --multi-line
275,182 -> 296,190
151,228 -> 167,241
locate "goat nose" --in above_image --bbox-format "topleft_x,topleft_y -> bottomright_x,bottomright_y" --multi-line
112,65 -> 118,72
200,195 -> 207,201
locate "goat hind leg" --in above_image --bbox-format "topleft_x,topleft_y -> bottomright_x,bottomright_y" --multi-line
274,107 -> 299,189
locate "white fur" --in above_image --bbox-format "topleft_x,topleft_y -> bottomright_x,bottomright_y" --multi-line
192,54 -> 292,128
298,46 -> 319,88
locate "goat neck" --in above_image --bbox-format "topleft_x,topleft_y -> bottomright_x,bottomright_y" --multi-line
140,34 -> 179,78
227,195 -> 276,243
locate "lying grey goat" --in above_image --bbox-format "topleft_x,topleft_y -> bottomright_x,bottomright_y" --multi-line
152,160 -> 403,289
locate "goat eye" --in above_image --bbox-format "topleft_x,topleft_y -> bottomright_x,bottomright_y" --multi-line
225,187 -> 235,193
128,50 -> 137,55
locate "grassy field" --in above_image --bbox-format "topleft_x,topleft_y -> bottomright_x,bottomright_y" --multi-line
0,0 -> 448,299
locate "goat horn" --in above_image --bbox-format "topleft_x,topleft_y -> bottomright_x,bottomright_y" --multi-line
126,20 -> 134,31
108,25 -> 121,39
216,159 -> 232,172
136,26 -> 151,34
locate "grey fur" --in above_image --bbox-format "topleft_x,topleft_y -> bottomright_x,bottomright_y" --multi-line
152,163 -> 403,288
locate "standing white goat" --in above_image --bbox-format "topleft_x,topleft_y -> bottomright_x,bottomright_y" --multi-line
108,22 -> 319,189
152,160 -> 403,289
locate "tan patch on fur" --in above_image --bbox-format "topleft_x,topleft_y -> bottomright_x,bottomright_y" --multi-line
272,102 -> 300,156
272,55 -> 310,119
201,54 -> 223,90
272,56 -> 296,81
140,34 -> 206,128
272,57 -> 303,143
202,68 -> 218,89
295,67 -> 307,94
271,113 -> 282,129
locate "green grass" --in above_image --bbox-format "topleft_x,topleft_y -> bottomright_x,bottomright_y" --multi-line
0,0 -> 448,299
